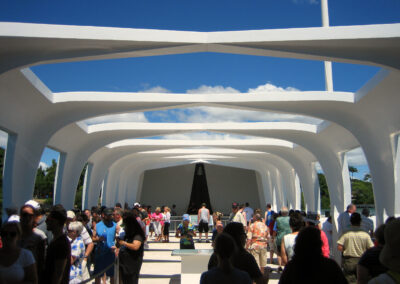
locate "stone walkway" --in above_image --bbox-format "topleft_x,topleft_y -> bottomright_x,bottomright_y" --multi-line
139,236 -> 281,284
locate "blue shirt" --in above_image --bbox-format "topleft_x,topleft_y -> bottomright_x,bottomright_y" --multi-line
95,221 -> 116,256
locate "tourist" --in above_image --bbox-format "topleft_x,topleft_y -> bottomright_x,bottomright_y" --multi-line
66,210 -> 94,274
19,202 -> 46,282
171,204 -> 177,216
44,205 -> 71,284
279,226 -> 347,284
337,212 -> 374,284
208,222 -> 267,284
198,203 -> 210,243
322,216 -> 333,257
264,204 -> 274,228
0,221 -> 38,284
360,208 -> 374,237
212,221 -> 224,248
151,207 -> 164,242
247,213 -> 268,274
176,214 -> 196,249
231,202 -> 247,229
115,203 -> 122,209
200,233 -> 252,284
281,212 -> 304,266
357,224 -> 387,284
368,218 -> 400,284
274,207 -> 291,272
92,207 -> 118,284
67,221 -> 88,283
117,211 -> 145,284
304,212 -> 330,258
337,204 -> 356,237
114,207 -> 123,227
83,209 -> 92,230
163,207 -> 171,243
244,202 -> 254,226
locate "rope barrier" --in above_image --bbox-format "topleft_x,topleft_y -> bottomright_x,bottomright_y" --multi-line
80,257 -> 119,284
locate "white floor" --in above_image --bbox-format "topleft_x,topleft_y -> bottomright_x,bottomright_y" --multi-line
139,235 -> 281,284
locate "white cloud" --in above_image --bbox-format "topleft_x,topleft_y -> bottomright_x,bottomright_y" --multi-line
187,85 -> 240,94
346,147 -> 368,166
248,82 -> 299,93
142,86 -> 171,93
0,130 -> 7,149
83,112 -> 148,125
38,161 -> 49,170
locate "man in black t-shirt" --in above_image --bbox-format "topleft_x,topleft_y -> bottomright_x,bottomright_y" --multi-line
44,205 -> 71,284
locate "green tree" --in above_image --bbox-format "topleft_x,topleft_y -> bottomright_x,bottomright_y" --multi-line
318,173 -> 331,209
74,164 -> 87,209
349,166 -> 358,180
363,173 -> 372,182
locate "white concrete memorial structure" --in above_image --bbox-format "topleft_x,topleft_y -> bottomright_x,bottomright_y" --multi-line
1,17 -> 400,264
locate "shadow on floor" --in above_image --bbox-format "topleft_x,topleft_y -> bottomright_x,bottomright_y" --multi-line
145,248 -> 174,252
140,273 -> 181,284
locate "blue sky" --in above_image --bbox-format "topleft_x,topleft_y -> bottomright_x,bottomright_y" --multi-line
1,0 -> 399,180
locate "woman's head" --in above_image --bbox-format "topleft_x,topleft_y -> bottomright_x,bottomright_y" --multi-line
294,226 -> 322,259
289,212 -> 304,232
123,211 -> 145,239
155,207 -> 161,213
1,222 -> 22,246
223,222 -> 246,249
68,221 -> 83,240
214,233 -> 237,260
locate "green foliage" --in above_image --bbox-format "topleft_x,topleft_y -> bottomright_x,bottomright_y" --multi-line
318,173 -> 331,209
33,159 -> 57,199
318,171 -> 374,209
348,166 -> 358,180
74,164 -> 87,209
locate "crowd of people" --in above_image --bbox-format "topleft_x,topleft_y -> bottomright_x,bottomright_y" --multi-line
0,199 -> 399,284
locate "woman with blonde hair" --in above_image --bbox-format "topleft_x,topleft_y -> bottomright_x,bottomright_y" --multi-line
151,207 -> 164,242
163,207 -> 171,243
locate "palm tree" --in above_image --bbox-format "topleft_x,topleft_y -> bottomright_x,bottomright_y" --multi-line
349,166 -> 358,181
363,173 -> 372,182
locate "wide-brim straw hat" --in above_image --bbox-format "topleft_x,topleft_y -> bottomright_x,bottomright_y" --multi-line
380,218 -> 400,272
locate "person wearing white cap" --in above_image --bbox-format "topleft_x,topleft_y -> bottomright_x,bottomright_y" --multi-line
19,202 -> 46,282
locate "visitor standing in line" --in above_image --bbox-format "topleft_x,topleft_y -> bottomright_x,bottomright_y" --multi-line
273,207 -> 291,272
337,212 -> 374,284
44,205 -> 71,284
117,211 -> 145,284
198,203 -> 210,243
231,202 -> 247,229
247,213 -> 268,274
281,212 -> 304,266
151,207 -> 164,242
360,208 -> 374,237
0,221 -> 38,284
163,207 -> 171,243
337,204 -> 356,237
92,207 -> 118,284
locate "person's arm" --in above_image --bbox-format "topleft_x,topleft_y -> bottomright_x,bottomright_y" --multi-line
337,244 -> 344,252
84,242 -> 94,258
23,263 -> 38,284
51,258 -> 68,284
119,239 -> 142,251
281,238 -> 288,265
357,264 -> 371,284
198,210 -> 201,225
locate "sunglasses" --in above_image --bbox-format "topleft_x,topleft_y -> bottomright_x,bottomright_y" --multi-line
1,231 -> 17,238
21,212 -> 34,218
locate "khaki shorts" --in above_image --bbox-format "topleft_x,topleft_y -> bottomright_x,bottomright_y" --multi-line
250,247 -> 267,268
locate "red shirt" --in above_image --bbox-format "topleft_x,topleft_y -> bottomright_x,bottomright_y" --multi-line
320,229 -> 330,258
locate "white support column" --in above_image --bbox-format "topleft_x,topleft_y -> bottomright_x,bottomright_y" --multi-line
339,152 -> 352,208
294,173 -> 301,210
311,162 -> 321,213
2,133 -> 17,221
100,172 -> 108,206
392,134 -> 400,217
53,152 -> 66,205
82,163 -> 93,210
321,0 -> 333,92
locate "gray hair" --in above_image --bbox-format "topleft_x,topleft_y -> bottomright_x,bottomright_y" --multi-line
68,221 -> 83,235
281,207 -> 289,216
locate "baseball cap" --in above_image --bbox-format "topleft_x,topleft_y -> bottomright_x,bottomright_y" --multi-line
103,207 -> 114,216
67,210 -> 76,219
134,202 -> 141,208
183,214 -> 190,221
8,214 -> 20,222
25,200 -> 41,211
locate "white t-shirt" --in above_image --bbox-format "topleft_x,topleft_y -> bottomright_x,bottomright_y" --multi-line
164,212 -> 171,223
0,248 -> 35,282
283,234 -> 297,261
